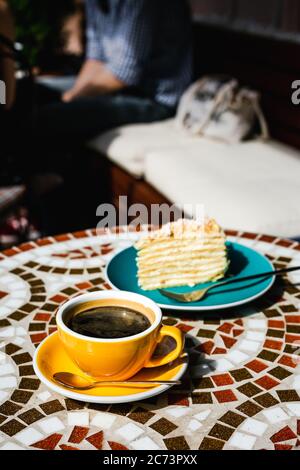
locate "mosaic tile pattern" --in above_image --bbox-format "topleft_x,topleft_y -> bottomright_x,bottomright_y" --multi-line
0,227 -> 300,450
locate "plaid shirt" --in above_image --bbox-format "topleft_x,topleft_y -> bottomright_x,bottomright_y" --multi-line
86,0 -> 193,107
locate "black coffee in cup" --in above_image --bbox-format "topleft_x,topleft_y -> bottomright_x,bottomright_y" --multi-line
66,305 -> 151,339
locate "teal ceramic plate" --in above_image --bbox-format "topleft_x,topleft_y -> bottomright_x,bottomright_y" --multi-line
105,242 -> 275,311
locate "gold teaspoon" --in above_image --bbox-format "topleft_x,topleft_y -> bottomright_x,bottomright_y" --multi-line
53,372 -> 181,390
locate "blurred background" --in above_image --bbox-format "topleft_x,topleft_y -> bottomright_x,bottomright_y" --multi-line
8,0 -> 84,72
1,0 -> 300,247
10,1 -> 300,71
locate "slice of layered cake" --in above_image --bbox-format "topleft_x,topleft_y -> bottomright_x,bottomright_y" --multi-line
135,218 -> 229,291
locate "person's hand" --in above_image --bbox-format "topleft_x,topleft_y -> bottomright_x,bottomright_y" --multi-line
62,59 -> 125,102
62,60 -> 103,102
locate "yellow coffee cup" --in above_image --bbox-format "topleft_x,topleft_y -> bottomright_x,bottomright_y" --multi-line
56,291 -> 184,380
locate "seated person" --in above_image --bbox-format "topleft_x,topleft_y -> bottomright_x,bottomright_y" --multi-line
26,0 -> 193,235
36,0 -> 193,143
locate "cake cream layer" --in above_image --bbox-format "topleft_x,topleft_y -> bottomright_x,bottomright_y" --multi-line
139,260 -> 227,280
139,268 -> 227,290
137,242 -> 226,267
135,218 -> 228,290
138,257 -> 227,275
136,234 -> 223,252
137,242 -> 225,262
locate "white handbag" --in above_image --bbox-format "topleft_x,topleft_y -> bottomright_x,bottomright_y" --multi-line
176,75 -> 269,144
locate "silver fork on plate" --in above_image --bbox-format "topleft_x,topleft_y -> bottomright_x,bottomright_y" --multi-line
158,266 -> 300,303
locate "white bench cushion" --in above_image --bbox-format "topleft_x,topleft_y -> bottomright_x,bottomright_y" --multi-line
88,119 -> 197,177
89,120 -> 300,237
144,140 -> 300,238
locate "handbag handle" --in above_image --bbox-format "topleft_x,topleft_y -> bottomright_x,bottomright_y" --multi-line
195,79 -> 238,135
238,89 -> 270,140
252,97 -> 270,140
176,76 -> 238,136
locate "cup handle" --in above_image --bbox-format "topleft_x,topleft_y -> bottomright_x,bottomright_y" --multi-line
144,325 -> 184,368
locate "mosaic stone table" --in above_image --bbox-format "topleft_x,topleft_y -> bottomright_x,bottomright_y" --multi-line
0,226 -> 300,451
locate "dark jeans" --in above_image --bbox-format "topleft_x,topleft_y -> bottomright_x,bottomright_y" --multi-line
35,89 -> 174,146
24,85 -> 175,235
